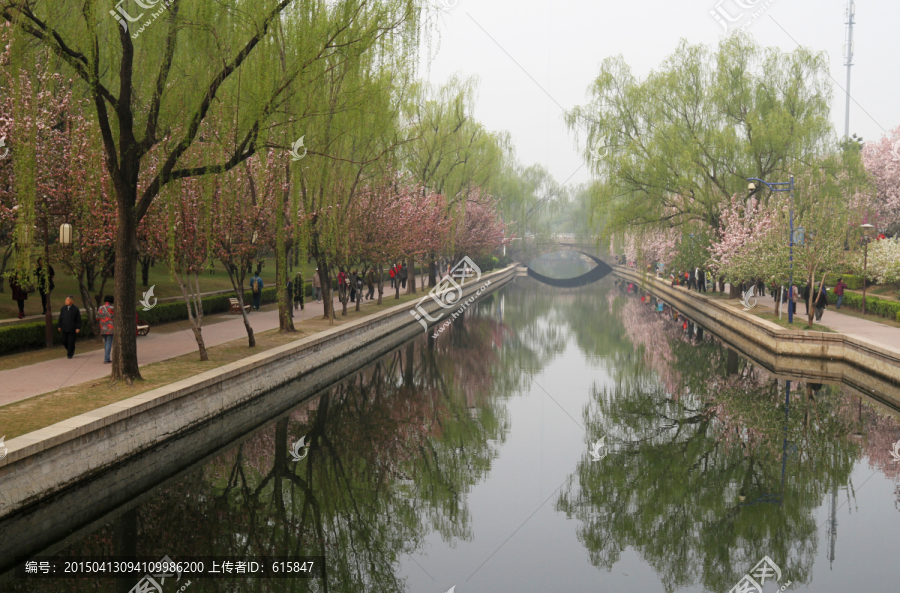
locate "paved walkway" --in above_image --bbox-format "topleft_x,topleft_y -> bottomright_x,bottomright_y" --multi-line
679,283 -> 900,352
750,290 -> 899,351
0,279 -> 424,407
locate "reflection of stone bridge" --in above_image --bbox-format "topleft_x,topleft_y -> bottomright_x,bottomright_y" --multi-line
512,237 -> 613,288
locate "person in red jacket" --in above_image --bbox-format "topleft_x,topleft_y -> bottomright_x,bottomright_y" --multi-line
834,277 -> 847,309
389,264 -> 397,289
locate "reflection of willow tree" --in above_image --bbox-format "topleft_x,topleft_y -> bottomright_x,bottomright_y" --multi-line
17,328 -> 519,593
493,280 -> 593,372
557,290 -> 863,593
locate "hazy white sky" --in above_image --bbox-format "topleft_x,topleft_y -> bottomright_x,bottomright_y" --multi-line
420,0 -> 900,189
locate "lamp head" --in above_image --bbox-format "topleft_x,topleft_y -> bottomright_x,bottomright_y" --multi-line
747,182 -> 756,191
860,223 -> 875,238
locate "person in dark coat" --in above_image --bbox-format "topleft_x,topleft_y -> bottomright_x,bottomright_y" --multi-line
58,295 -> 82,359
10,275 -> 28,318
365,268 -> 375,300
292,271 -> 305,311
801,284 -> 810,315
349,270 -> 358,303
36,257 -> 55,314
814,285 -> 828,322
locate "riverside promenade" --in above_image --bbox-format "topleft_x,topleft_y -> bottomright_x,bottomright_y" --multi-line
0,284 -> 422,407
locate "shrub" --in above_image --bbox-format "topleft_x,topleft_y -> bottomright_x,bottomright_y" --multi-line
1,287 -> 277,357
827,289 -> 900,320
0,317 -> 95,357
824,273 -> 865,290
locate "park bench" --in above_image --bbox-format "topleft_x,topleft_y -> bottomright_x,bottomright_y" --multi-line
229,297 -> 251,314
135,313 -> 150,336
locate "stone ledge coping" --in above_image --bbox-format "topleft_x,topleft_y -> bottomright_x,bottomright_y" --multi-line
614,266 -> 900,364
0,265 -> 514,470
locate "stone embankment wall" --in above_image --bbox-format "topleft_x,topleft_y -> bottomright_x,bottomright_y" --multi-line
0,266 -> 514,523
614,266 -> 900,407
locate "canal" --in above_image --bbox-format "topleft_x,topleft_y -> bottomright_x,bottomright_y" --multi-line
6,272 -> 900,593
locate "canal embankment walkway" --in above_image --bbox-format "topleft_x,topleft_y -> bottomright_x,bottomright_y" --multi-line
750,291 -> 900,352
0,279 -> 428,407
614,266 -> 900,406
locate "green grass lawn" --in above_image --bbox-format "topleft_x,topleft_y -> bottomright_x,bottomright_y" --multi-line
0,255 -> 320,320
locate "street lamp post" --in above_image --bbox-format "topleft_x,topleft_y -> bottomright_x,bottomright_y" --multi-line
40,198 -> 71,348
860,223 -> 875,315
748,175 -> 795,323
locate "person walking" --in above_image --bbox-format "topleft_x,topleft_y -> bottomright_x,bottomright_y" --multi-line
755,278 -> 765,297
249,272 -> 264,311
688,268 -> 697,290
389,264 -> 397,289
10,275 -> 28,319
834,277 -> 847,309
97,295 -> 114,364
312,269 -> 321,303
58,295 -> 82,359
801,283 -> 810,316
698,268 -> 707,292
349,270 -> 358,303
293,271 -> 305,311
814,284 -> 828,322
36,257 -> 55,314
400,263 -> 408,290
366,268 -> 375,300
790,284 -> 799,316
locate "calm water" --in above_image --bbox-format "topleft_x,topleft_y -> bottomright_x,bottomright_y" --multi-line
8,275 -> 900,593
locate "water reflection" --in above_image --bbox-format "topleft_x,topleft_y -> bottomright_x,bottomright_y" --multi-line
6,278 -> 900,593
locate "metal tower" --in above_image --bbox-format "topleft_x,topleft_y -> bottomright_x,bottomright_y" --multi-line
843,0 -> 856,138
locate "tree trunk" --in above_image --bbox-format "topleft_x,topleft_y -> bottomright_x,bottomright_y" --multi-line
376,264 -> 384,305
174,270 -> 208,361
407,257 -> 416,294
0,245 -> 14,293
276,172 -> 295,333
429,257 -> 437,288
227,266 -> 255,347
718,275 -> 725,294
140,255 -> 152,288
111,200 -> 141,384
86,263 -> 97,292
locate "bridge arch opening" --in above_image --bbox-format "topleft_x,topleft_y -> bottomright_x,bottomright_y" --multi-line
524,251 -> 613,288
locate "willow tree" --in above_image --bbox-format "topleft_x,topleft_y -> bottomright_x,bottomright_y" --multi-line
293,41 -> 417,322
1,0 -> 428,382
566,33 -> 833,241
402,77 -> 506,285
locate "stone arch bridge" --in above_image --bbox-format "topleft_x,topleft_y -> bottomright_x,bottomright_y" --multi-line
510,237 -> 614,288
